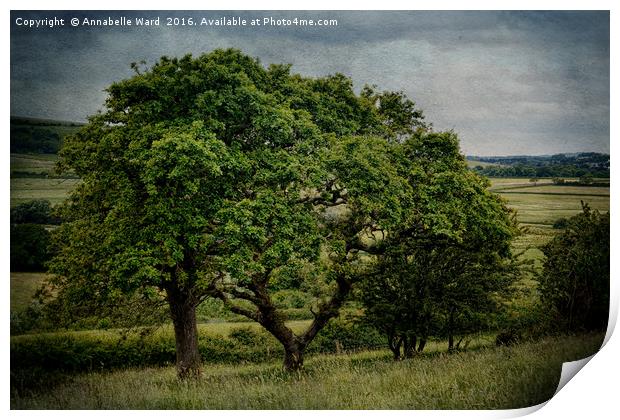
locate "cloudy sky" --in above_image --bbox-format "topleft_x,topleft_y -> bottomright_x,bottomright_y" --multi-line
10,10 -> 609,156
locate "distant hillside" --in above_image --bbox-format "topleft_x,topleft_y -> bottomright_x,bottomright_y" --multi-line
10,116 -> 84,154
467,153 -> 609,178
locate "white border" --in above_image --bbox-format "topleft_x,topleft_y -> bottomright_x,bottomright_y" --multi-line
3,1 -> 617,419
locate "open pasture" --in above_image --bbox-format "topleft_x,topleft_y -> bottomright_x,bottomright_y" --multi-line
500,192 -> 609,226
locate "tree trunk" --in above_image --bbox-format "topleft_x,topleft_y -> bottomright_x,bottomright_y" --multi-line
167,285 -> 201,379
284,345 -> 305,371
447,308 -> 455,352
388,334 -> 403,361
417,338 -> 426,353
404,335 -> 417,359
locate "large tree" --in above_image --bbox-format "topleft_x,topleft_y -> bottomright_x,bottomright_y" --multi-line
49,49 -> 426,376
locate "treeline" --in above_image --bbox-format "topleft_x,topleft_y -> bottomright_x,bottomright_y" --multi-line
10,117 -> 83,154
469,153 -> 610,178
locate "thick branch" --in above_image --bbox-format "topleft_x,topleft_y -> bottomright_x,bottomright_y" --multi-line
210,288 -> 261,322
300,271 -> 352,346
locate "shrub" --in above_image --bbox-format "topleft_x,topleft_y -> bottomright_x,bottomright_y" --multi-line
11,224 -> 51,271
495,329 -> 522,347
311,317 -> 384,353
11,200 -> 59,225
552,217 -> 569,229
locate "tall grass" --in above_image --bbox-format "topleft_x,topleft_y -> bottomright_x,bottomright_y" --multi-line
12,333 -> 603,410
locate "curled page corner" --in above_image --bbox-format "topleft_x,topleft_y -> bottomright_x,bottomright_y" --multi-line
554,354 -> 595,396
552,309 -> 617,398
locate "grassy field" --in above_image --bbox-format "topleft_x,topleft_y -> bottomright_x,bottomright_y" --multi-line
10,153 -> 59,175
10,178 -> 80,207
11,333 -> 604,409
501,193 -> 609,226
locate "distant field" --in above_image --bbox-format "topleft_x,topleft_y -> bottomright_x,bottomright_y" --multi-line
501,185 -> 609,196
10,178 -> 79,207
499,192 -> 609,226
489,177 -> 609,227
10,153 -> 59,176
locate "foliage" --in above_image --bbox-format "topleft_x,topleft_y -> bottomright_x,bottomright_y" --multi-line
11,199 -> 59,225
11,127 -> 62,154
47,48 -> 428,373
537,203 -> 610,331
10,317 -> 384,383
469,153 -> 609,178
11,224 -> 51,271
358,131 -> 520,357
552,217 -> 569,230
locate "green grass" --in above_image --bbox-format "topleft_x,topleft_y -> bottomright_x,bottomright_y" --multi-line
11,320 -> 314,344
11,333 -> 604,409
499,193 -> 609,226
10,178 -> 80,207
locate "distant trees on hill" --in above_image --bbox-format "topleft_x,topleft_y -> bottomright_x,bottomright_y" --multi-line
11,127 -> 62,153
470,153 -> 609,178
10,118 -> 83,154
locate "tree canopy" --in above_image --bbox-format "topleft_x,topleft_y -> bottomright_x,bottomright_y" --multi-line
358,132 -> 520,358
538,203 -> 609,331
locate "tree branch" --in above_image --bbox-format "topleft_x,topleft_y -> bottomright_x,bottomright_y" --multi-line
300,271 -> 352,346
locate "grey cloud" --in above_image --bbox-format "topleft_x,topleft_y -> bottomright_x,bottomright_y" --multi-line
10,10 -> 609,156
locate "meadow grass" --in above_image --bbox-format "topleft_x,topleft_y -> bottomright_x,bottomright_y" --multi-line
11,333 -> 604,410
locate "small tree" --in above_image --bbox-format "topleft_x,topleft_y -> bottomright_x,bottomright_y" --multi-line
359,132 -> 519,358
529,177 -> 539,186
552,177 -> 565,185
538,203 -> 609,331
579,173 -> 594,185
